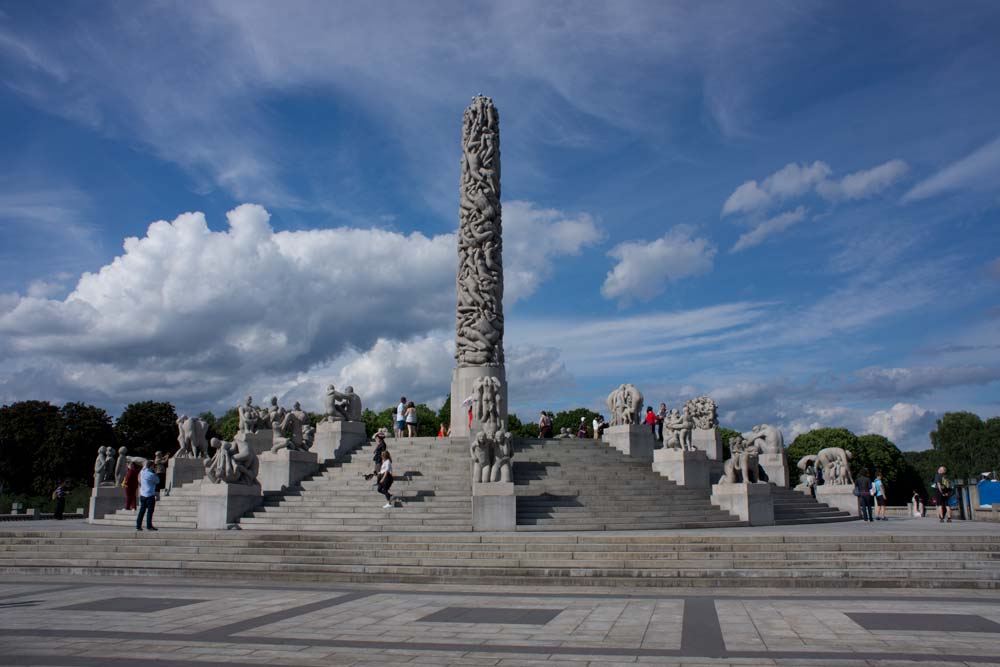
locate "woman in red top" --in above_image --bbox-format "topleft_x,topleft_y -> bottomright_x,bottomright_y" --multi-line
123,461 -> 140,510
644,407 -> 657,438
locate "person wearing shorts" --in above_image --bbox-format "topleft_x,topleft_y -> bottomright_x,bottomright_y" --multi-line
933,466 -> 952,523
395,397 -> 406,439
872,471 -> 887,521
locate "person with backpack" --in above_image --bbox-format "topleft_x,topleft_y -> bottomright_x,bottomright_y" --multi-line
855,467 -> 874,523
872,471 -> 887,521
934,466 -> 952,523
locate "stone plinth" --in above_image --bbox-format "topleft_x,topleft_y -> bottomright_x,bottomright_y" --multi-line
472,481 -> 515,531
166,457 -> 205,494
816,484 -> 860,517
240,430 -> 273,456
758,452 -> 789,488
87,485 -> 124,522
711,482 -> 774,526
604,425 -> 655,462
258,449 -> 318,493
652,449 -> 710,488
692,428 -> 723,461
313,420 -> 366,463
450,366 -> 508,439
197,483 -> 262,529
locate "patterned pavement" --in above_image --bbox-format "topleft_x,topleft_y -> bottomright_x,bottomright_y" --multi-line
1,576 -> 999,666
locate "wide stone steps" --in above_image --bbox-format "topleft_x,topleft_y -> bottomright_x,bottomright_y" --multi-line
511,439 -> 742,531
2,530 -> 998,588
240,437 -> 472,532
90,480 -> 206,528
770,487 -> 855,525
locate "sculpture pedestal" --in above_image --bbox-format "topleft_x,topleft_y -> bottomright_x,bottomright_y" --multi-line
313,421 -> 366,462
711,482 -> 774,526
166,457 -> 205,493
450,366 -> 507,439
652,449 -> 710,488
238,430 -> 273,456
692,428 -> 723,461
87,485 -> 124,522
816,485 -> 860,517
604,425 -> 655,462
197,483 -> 262,529
258,449 -> 318,493
472,481 -> 515,531
757,452 -> 789,488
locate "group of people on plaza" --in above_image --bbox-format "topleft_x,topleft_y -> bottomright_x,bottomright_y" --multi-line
394,397 -> 418,438
853,465 -> 955,524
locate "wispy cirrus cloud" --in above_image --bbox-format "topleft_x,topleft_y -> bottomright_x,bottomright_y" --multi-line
902,135 -> 1000,203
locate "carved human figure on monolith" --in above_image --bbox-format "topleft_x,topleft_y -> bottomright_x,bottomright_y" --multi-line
470,431 -> 493,484
473,375 -> 503,435
490,431 -> 513,483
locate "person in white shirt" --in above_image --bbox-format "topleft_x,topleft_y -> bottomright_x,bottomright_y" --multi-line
395,397 -> 406,439
377,450 -> 394,508
136,461 -> 160,532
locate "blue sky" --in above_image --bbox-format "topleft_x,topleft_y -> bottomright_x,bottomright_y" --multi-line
1,1 -> 998,449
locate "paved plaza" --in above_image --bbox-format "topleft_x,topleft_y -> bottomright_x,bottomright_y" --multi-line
2,534 -> 1000,667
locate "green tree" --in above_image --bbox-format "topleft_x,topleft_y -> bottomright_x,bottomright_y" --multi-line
437,394 -> 451,431
786,427 -> 859,488
930,412 -> 996,482
853,434 -> 918,504
552,408 -> 599,437
114,401 -> 177,459
363,407 -> 396,438
719,427 -> 740,460
0,400 -> 63,495
212,407 -> 239,440
54,402 -> 114,492
507,413 -> 539,438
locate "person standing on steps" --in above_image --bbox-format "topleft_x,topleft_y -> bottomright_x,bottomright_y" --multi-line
538,411 -> 552,438
872,470 -> 887,521
364,433 -> 388,482
644,406 -> 657,439
405,401 -> 418,437
377,450 -> 394,508
52,480 -> 69,520
656,403 -> 667,442
576,417 -> 588,439
136,460 -> 160,532
855,467 -> 874,524
934,466 -> 952,523
395,397 -> 407,439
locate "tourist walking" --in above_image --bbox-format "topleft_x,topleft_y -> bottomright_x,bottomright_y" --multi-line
51,480 -> 69,520
404,401 -> 417,437
395,397 -> 406,439
872,471 -> 887,521
364,433 -> 388,482
123,461 -> 140,510
576,417 -> 588,439
855,467 -> 874,523
644,407 -> 657,438
136,460 -> 159,531
934,466 -> 952,523
912,491 -> 923,517
377,450 -> 394,508
538,411 -> 552,438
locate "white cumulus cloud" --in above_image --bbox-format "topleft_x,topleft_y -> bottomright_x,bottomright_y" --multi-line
600,226 -> 716,304
730,206 -> 807,253
722,161 -> 831,216
862,402 -> 937,449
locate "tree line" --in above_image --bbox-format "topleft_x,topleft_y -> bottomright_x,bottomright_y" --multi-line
2,397 -> 996,508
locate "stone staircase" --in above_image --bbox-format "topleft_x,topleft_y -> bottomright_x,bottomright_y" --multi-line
2,529 -> 998,589
90,480 -> 203,529
514,439 -> 744,530
239,437 -> 472,532
772,486 -> 855,525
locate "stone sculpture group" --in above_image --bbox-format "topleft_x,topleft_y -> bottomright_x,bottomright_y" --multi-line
175,415 -> 209,458
721,434 -> 762,484
323,385 -> 362,423
797,447 -> 854,486
468,375 -> 512,483
93,445 -> 148,487
606,383 -> 644,425
455,95 -> 504,368
662,406 -> 694,450
205,437 -> 260,486
684,396 -> 718,430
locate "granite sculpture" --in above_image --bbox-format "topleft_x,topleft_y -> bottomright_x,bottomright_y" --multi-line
473,376 -> 503,434
663,407 -> 694,450
470,431 -> 493,484
684,396 -> 718,430
114,447 -> 129,486
175,415 -> 209,458
267,395 -> 286,424
743,424 -> 784,455
205,437 -> 259,486
456,95 -> 504,368
606,384 -> 644,426
93,446 -> 116,487
323,385 -> 362,422
721,435 -> 762,484
237,395 -> 260,435
490,431 -> 513,483
800,447 -> 854,485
